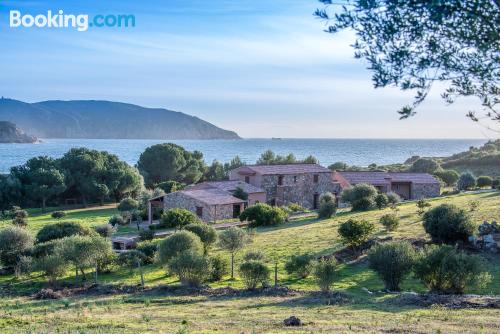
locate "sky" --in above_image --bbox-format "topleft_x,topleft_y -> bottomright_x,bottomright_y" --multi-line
0,0 -> 495,139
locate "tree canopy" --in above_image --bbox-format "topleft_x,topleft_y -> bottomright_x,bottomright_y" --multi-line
316,0 -> 499,128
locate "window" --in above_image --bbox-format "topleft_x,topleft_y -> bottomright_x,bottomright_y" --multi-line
294,176 -> 297,183
278,175 -> 284,186
196,206 -> 203,218
313,174 -> 319,183
244,176 -> 250,183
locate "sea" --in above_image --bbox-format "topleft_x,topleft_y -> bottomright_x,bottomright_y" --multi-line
0,138 -> 488,174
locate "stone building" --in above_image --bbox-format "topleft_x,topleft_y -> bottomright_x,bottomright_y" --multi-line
229,164 -> 339,209
332,171 -> 441,200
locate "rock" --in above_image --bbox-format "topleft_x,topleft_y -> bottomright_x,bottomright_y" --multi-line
283,316 -> 301,327
0,121 -> 37,143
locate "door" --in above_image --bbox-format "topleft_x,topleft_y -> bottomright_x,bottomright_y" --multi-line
233,204 -> 241,218
313,193 -> 319,210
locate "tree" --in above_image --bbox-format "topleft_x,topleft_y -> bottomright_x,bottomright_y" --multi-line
108,214 -> 125,227
160,208 -> 201,230
328,162 -> 347,171
205,160 -> 226,181
11,157 -> 66,211
423,204 -> 475,244
239,203 -> 288,227
409,158 -> 440,174
34,253 -> 68,286
0,175 -> 22,213
434,170 -> 460,187
156,181 -> 183,194
232,187 -> 248,201
316,1 -> 500,128
239,260 -> 270,289
340,183 -> 378,211
318,192 -> 336,218
184,223 -> 218,255
285,253 -> 315,278
168,251 -> 211,287
476,175 -> 493,188
157,231 -> 203,265
137,143 -> 205,188
36,221 -> 94,243
218,227 -> 247,279
338,219 -> 375,250
368,241 -> 416,291
223,156 -> 245,175
374,193 -> 389,210
416,198 -> 432,216
117,198 -> 139,224
313,258 -> 337,292
0,226 -> 34,268
457,172 -> 476,190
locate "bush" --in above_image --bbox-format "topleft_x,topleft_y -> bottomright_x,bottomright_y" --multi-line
34,253 -> 67,285
287,203 -> 305,212
414,245 -> 491,294
94,224 -> 113,238
184,223 -> 217,254
239,260 -> 270,289
117,197 -> 139,212
352,197 -> 375,211
285,253 -> 315,278
423,204 -> 475,244
380,214 -> 400,231
36,222 -> 93,243
51,211 -> 66,219
108,214 -> 125,227
457,172 -> 476,190
492,178 -> 499,189
12,216 -> 28,228
136,242 -> 158,264
341,184 -> 378,212
374,193 -> 389,209
14,255 -> 32,278
338,219 -> 375,249
160,208 -> 201,229
208,254 -> 229,281
117,250 -> 147,268
368,241 -> 416,291
313,258 -> 337,292
476,176 -> 493,188
0,226 -> 34,268
139,229 -> 155,241
243,250 -> 266,262
386,192 -> 401,204
169,251 -> 210,287
239,203 -> 288,227
416,198 -> 431,216
318,192 -> 337,218
409,158 -> 440,173
157,231 -> 203,264
434,169 -> 460,186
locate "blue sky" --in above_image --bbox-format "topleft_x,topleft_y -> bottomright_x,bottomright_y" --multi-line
0,0 -> 493,139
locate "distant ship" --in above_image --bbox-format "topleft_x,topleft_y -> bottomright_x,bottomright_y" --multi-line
271,137 -> 282,140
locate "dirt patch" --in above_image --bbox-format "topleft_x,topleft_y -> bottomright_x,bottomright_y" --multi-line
32,283 -> 143,299
389,293 -> 500,309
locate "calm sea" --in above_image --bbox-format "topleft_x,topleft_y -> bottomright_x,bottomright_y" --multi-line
0,138 -> 487,173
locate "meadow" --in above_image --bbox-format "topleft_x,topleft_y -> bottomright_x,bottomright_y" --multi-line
0,191 -> 499,333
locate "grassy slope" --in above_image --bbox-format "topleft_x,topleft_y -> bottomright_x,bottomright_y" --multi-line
0,192 -> 499,333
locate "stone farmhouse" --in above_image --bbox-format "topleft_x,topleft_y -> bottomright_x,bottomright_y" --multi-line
149,164 -> 441,222
332,171 -> 440,200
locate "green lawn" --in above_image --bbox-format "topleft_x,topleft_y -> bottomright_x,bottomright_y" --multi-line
0,192 -> 499,333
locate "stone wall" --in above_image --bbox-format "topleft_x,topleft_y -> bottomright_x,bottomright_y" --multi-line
411,183 -> 441,199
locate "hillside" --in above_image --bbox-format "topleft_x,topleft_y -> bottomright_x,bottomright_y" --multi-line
0,98 -> 240,140
0,121 -> 37,143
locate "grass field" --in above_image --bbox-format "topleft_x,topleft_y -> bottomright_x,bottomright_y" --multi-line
0,192 -> 499,333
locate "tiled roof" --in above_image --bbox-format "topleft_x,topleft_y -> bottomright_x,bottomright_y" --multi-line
188,180 -> 265,194
332,171 -> 351,188
237,164 -> 331,175
337,171 -> 439,186
180,188 -> 245,205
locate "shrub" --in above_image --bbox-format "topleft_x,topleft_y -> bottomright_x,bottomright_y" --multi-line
233,187 -> 249,201
117,197 -> 139,212
476,176 -> 493,188
0,226 -> 34,268
208,254 -> 229,281
468,200 -> 480,212
386,192 -> 401,204
94,224 -> 113,238
287,203 -> 305,213
184,223 -> 217,254
12,216 -> 28,228
409,158 -> 440,173
338,219 -> 375,249
239,203 -> 288,227
117,250 -> 147,268
36,222 -> 93,243
434,169 -> 460,187
157,231 -> 203,265
318,192 -> 337,218
368,241 -> 416,291
341,184 -> 378,212
14,255 -> 32,278
51,211 -> 67,219
352,197 -> 375,211
108,214 -> 125,227
379,214 -> 400,231
457,172 -> 476,190
169,251 -> 210,287
11,208 -> 28,219
139,229 -> 155,241
313,258 -> 337,292
34,254 -> 68,285
416,198 -> 431,216
239,260 -> 270,289
136,242 -> 158,264
243,250 -> 266,262
492,178 -> 499,189
284,253 -> 315,278
414,245 -> 491,294
160,208 -> 201,229
423,204 -> 475,244
374,193 -> 389,209
218,227 -> 248,279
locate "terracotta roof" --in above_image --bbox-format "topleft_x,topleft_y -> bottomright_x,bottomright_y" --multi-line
235,164 -> 331,175
337,171 -> 439,186
180,188 -> 245,205
189,180 -> 265,194
332,171 -> 351,189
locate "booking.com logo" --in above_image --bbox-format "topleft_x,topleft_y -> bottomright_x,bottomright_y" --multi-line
9,10 -> 135,32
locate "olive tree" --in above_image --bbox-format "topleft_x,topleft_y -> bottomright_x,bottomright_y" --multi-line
218,227 -> 248,279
